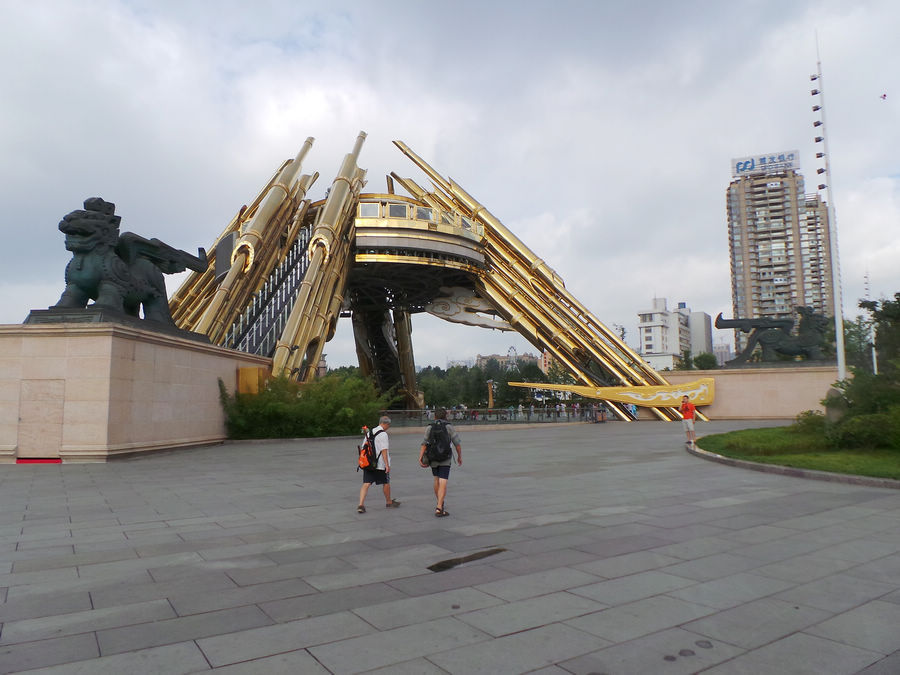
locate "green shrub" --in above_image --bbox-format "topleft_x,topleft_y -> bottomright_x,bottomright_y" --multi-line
888,405 -> 900,450
832,414 -> 893,449
218,373 -> 394,439
791,410 -> 826,435
826,370 -> 900,417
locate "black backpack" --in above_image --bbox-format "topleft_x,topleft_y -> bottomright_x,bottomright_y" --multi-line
357,428 -> 384,471
425,420 -> 452,462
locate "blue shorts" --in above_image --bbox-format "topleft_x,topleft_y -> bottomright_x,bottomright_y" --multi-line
363,469 -> 389,485
431,465 -> 450,480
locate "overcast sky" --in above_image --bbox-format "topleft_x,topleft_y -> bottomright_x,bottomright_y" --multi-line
2,0 -> 898,368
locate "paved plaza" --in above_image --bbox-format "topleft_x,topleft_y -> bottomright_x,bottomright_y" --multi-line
0,420 -> 899,674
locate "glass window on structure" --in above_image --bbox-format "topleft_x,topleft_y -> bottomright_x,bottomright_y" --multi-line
461,216 -> 475,230
388,203 -> 408,219
441,212 -> 454,226
359,202 -> 380,218
415,206 -> 433,221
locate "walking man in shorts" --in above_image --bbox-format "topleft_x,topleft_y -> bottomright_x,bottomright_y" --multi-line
679,395 -> 697,448
358,415 -> 400,513
418,408 -> 462,517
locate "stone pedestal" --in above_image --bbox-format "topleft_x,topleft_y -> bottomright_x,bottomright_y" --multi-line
665,365 -> 841,419
0,323 -> 270,462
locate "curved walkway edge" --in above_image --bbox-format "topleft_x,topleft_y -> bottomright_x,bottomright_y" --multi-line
689,440 -> 900,490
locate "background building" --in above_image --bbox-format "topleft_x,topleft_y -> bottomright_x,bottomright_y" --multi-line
475,349 -> 538,371
538,350 -> 558,374
726,151 -> 834,352
713,340 -> 734,366
637,298 -> 712,370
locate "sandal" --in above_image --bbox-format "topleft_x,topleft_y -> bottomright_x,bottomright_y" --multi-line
435,507 -> 449,517
385,499 -> 401,508
357,505 -> 366,513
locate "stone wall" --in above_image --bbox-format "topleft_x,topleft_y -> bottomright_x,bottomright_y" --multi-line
0,323 -> 270,462
664,365 -> 840,420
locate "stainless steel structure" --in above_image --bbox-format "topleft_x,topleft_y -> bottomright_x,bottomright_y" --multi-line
171,134 -> 684,420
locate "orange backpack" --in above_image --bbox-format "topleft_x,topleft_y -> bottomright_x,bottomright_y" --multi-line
357,428 -> 384,471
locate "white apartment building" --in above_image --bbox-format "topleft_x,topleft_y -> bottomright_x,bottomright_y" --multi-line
638,298 -> 712,370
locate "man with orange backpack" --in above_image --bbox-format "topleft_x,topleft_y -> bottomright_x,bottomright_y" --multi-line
358,415 -> 400,513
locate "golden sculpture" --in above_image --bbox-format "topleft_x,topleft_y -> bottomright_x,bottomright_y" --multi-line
509,378 -> 715,409
170,133 -> 711,419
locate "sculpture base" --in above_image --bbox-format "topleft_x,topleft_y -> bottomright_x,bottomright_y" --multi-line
664,365 -> 840,419
24,307 -> 209,343
0,322 -> 269,463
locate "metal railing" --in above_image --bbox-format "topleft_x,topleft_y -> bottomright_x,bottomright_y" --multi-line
382,408 -> 615,428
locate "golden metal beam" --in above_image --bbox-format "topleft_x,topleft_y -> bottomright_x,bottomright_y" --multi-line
272,132 -> 367,376
391,140 -> 682,420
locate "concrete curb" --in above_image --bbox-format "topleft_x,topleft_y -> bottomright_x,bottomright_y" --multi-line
688,441 -> 900,490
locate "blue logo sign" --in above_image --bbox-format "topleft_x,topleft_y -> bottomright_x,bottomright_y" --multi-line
732,150 -> 799,178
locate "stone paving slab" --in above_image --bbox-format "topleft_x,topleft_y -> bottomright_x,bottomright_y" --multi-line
0,598 -> 174,645
427,623 -> 605,675
307,616 -> 490,673
350,587 -> 503,630
17,642 -> 210,675
0,420 -> 899,673
698,632 -> 882,675
559,626 -> 746,675
196,611 -> 375,667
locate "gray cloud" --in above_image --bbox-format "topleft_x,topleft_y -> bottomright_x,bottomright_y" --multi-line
1,0 -> 897,366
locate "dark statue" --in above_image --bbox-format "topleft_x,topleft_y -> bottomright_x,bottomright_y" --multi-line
715,307 -> 830,365
49,197 -> 207,325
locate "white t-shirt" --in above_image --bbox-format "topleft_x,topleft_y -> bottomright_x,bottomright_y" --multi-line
372,425 -> 390,470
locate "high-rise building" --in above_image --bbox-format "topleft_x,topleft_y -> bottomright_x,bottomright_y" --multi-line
637,298 -> 712,370
713,340 -> 734,366
726,151 -> 833,351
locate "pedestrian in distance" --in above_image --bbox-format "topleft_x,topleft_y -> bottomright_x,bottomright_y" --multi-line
418,407 -> 462,517
358,415 -> 400,513
679,395 -> 697,448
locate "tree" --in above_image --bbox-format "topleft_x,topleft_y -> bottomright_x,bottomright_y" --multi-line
842,315 -> 875,374
675,350 -> 693,370
824,292 -> 900,424
328,365 -> 362,378
547,360 -> 575,385
517,360 -> 545,383
860,292 -> 900,373
693,352 -> 718,370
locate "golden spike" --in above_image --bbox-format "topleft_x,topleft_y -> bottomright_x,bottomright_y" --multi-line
393,140 -> 686,421
194,140 -> 315,336
272,132 -> 367,374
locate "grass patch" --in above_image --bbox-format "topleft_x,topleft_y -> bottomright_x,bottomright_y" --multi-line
699,427 -> 900,481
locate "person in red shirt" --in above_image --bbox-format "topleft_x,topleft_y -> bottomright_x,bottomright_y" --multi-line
679,395 -> 697,448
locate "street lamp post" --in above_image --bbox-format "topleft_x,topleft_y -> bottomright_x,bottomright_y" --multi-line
811,56 -> 847,380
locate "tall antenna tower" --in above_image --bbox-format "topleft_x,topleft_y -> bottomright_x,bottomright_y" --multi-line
864,270 -> 878,374
810,37 -> 847,379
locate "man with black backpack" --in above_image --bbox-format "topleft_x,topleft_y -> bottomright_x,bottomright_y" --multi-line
418,408 -> 462,517
358,415 -> 400,513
